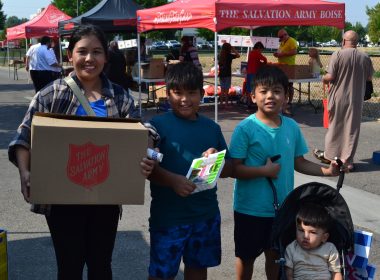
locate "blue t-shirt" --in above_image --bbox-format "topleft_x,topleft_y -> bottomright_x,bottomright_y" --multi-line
76,99 -> 107,117
229,114 -> 308,217
149,112 -> 228,230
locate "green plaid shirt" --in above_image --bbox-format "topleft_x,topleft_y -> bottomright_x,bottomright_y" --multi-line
8,72 -> 138,215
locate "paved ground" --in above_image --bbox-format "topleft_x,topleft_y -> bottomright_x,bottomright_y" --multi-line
0,67 -> 379,279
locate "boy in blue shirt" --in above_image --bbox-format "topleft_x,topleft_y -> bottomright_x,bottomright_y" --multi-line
144,62 -> 231,280
229,65 -> 340,280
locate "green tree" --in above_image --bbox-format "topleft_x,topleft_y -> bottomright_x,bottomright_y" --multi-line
0,0 -> 5,30
5,16 -> 28,28
135,0 -> 166,8
52,0 -> 102,17
367,3 -> 380,43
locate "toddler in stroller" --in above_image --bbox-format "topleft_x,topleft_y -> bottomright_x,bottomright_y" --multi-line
271,178 -> 354,280
285,202 -> 342,280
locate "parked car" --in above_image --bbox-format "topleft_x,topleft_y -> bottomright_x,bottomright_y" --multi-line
166,40 -> 181,49
150,41 -> 169,50
197,42 -> 213,50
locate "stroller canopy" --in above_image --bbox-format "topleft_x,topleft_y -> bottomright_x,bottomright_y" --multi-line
271,182 -> 354,253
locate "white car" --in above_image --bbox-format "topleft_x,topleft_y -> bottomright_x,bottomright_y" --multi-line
166,40 -> 181,48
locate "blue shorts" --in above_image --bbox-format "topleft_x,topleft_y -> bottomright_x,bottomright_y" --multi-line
219,76 -> 232,90
149,214 -> 221,278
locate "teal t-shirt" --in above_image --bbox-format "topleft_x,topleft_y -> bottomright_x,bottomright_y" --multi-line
149,112 -> 228,230
229,114 -> 308,217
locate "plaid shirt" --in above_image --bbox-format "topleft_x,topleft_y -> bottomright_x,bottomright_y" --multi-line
8,72 -> 139,215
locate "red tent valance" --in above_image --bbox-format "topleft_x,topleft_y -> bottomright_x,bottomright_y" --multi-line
7,4 -> 71,40
137,0 -> 345,33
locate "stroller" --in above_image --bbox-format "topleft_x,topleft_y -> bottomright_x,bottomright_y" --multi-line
269,158 -> 354,279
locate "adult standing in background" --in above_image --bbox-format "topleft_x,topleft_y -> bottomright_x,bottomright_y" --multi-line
49,38 -> 63,80
105,41 -> 130,90
179,36 -> 201,69
218,42 -> 240,107
246,41 -> 267,94
25,41 -> 41,91
314,30 -> 374,172
33,36 -> 62,92
274,29 -> 297,116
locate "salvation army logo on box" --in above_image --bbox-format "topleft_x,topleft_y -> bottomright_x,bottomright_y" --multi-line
66,142 -> 110,189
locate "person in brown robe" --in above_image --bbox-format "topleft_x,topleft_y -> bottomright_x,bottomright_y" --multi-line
317,30 -> 374,171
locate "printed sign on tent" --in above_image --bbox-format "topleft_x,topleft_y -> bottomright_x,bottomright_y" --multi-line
241,36 -> 253,47
117,40 -> 126,49
131,39 -> 137,47
229,35 -> 243,47
125,40 -> 132,48
266,37 -> 280,49
218,35 -> 230,46
251,36 -> 267,48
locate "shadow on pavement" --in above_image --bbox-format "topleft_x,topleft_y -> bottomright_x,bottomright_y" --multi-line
0,83 -> 34,92
7,230 -> 173,280
0,104 -> 28,149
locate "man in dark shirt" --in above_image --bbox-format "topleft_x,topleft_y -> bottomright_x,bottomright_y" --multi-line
105,41 -> 130,90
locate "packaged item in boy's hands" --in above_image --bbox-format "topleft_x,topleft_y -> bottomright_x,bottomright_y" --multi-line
186,150 -> 226,193
0,229 -> 8,280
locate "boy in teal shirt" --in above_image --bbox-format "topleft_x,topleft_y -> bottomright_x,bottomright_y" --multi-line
144,62 -> 231,280
229,65 -> 340,280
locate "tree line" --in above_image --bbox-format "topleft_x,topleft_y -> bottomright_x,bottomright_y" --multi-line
0,0 -> 379,45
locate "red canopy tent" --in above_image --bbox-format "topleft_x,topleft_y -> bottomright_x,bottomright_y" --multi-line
7,4 -> 71,40
137,0 -> 345,33
136,0 -> 345,120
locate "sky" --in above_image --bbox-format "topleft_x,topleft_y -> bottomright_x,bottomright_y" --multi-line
1,0 -> 379,26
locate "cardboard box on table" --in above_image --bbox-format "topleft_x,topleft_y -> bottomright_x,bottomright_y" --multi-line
274,64 -> 313,79
30,113 -> 148,205
132,59 -> 166,79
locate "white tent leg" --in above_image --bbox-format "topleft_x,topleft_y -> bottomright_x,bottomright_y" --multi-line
214,31 -> 218,123
137,33 -> 142,118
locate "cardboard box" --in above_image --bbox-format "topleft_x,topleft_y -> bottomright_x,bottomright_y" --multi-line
30,113 -> 148,205
142,58 -> 165,79
273,64 -> 313,79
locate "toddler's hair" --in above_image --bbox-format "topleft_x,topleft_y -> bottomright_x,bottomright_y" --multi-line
165,62 -> 203,93
253,65 -> 289,94
296,202 -> 332,232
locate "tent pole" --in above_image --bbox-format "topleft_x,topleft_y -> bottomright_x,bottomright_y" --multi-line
59,36 -> 63,64
7,41 -> 10,78
214,31 -> 218,123
137,33 -> 142,118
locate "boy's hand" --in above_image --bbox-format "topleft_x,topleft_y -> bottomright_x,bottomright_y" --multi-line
264,158 -> 280,178
140,157 -> 156,178
202,148 -> 218,157
171,175 -> 196,197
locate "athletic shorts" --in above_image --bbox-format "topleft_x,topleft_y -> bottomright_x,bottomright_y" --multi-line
149,214 -> 221,279
219,76 -> 232,90
234,211 -> 274,260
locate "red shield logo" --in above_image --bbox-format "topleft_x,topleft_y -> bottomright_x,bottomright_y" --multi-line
67,142 -> 110,189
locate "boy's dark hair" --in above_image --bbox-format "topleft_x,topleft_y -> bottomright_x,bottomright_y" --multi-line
253,41 -> 264,49
253,65 -> 289,94
68,24 -> 108,56
165,62 -> 203,93
296,203 -> 332,232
